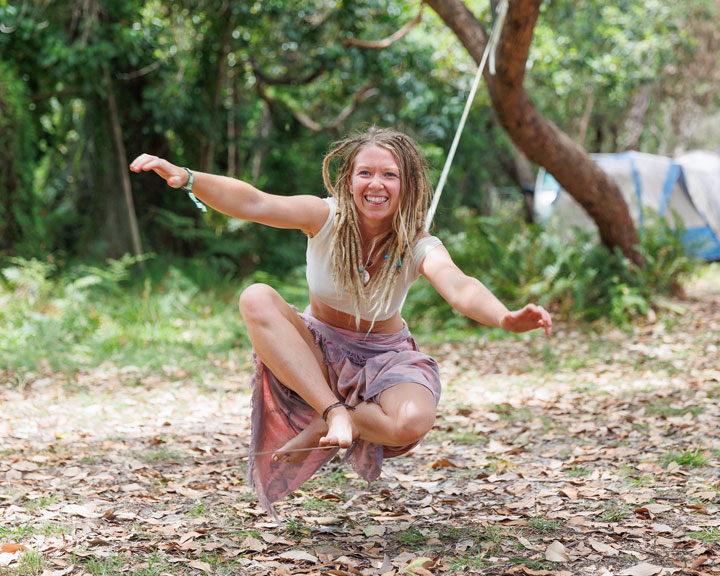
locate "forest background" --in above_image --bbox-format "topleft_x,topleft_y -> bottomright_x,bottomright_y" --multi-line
0,0 -> 719,370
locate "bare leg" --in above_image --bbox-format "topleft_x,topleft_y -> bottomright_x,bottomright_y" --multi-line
274,383 -> 436,464
353,382 -> 437,447
239,284 -> 355,450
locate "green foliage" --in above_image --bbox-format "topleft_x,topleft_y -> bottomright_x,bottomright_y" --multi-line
663,448 -> 708,468
0,60 -> 43,257
406,205 -> 699,330
0,256 -> 247,373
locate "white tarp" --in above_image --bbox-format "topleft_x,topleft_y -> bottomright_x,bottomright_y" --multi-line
535,151 -> 720,261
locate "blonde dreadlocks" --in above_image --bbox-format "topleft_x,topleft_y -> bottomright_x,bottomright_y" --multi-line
321,127 -> 432,325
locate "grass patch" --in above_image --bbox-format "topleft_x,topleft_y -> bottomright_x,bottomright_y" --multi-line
75,554 -> 127,576
688,528 -> 720,543
393,528 -> 428,549
5,550 -> 47,576
600,503 -> 632,522
186,502 -> 206,517
566,466 -> 592,478
663,448 -> 708,468
300,496 -> 335,512
283,519 -> 310,540
527,516 -> 564,533
490,403 -> 534,422
450,552 -> 490,571
138,447 -> 187,462
22,494 -> 56,512
646,400 -> 703,418
135,552 -> 170,576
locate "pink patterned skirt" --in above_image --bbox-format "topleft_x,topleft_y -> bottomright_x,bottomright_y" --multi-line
248,308 -> 442,520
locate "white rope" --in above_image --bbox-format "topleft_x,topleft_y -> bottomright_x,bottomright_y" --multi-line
425,0 -> 509,231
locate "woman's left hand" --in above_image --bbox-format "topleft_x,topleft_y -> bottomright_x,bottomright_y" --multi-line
500,304 -> 552,336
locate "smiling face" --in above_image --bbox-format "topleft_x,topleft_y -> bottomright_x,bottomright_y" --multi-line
349,145 -> 402,232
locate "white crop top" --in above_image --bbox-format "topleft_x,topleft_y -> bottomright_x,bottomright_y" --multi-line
306,197 -> 443,321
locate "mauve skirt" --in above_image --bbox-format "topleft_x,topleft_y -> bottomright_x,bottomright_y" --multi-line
248,308 -> 442,520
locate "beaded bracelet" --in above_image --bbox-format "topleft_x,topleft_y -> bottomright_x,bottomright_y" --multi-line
182,167 -> 208,212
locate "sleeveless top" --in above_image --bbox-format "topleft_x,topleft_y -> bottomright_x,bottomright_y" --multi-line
306,197 -> 443,321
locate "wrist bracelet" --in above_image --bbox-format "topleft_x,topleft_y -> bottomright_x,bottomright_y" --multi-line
181,167 -> 207,212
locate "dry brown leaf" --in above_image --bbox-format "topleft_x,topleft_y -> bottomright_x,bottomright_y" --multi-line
545,541 -> 570,562
11,461 -> 39,472
619,562 -> 663,576
187,560 -> 213,573
60,504 -> 100,518
239,536 -> 266,552
0,544 -> 26,553
559,487 -> 578,500
363,525 -> 386,537
278,550 -> 319,563
430,458 -> 457,469
588,539 -> 619,556
404,556 -> 434,575
376,554 -> 392,575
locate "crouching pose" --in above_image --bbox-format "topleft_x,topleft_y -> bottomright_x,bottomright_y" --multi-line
130,127 -> 552,518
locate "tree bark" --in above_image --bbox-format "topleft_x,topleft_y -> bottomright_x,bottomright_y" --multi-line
202,10 -> 235,174
426,0 -> 642,265
104,65 -> 143,258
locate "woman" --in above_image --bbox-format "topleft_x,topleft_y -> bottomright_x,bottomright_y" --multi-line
130,127 -> 551,518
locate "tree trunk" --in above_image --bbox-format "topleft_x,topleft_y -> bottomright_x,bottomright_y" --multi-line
511,145 -> 536,223
426,0 -> 642,265
201,11 -> 235,174
104,65 -> 143,258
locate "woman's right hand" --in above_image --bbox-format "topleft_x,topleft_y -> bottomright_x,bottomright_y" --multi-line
129,154 -> 189,189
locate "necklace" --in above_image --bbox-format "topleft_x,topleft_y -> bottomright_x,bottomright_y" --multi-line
359,252 -> 391,285
360,253 -> 374,285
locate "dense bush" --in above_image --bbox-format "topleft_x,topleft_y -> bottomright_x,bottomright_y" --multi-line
405,206 -> 700,329
0,61 -> 43,257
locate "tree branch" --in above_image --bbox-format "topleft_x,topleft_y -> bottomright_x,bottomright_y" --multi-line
256,81 -> 378,132
344,6 -> 424,49
115,59 -> 165,81
250,57 -> 325,86
425,0 -> 642,265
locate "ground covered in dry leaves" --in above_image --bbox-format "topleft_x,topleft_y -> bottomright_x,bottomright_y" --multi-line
1,275 -> 719,576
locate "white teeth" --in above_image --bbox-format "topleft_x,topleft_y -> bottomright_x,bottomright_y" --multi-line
366,196 -> 388,203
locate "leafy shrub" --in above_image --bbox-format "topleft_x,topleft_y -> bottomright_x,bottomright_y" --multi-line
405,205 -> 700,330
0,254 -> 246,373
0,61 -> 43,257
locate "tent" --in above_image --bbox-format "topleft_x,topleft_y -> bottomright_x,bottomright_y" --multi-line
534,151 -> 720,261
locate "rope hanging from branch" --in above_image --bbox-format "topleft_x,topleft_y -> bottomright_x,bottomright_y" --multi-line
425,0 -> 509,231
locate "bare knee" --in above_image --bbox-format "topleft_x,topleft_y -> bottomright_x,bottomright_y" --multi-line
388,409 -> 435,446
238,283 -> 279,325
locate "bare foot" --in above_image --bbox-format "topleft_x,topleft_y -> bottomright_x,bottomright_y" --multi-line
320,406 -> 356,449
272,416 -> 328,464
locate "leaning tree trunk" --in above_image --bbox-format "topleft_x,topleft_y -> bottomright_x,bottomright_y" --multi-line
426,0 -> 642,265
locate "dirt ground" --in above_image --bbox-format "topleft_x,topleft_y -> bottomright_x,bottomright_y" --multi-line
1,274 -> 719,576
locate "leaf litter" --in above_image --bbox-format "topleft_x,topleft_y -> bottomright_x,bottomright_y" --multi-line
0,279 -> 718,575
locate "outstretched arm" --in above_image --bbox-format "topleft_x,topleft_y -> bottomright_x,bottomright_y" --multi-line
129,154 -> 329,236
420,245 -> 552,335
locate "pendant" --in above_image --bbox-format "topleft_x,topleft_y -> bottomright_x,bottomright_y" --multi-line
362,269 -> 370,285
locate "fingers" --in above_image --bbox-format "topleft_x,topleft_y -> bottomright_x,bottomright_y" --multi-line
533,304 -> 552,336
129,153 -> 162,173
513,304 -> 552,336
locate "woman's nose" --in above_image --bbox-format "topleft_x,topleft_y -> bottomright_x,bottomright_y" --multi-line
369,174 -> 383,189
